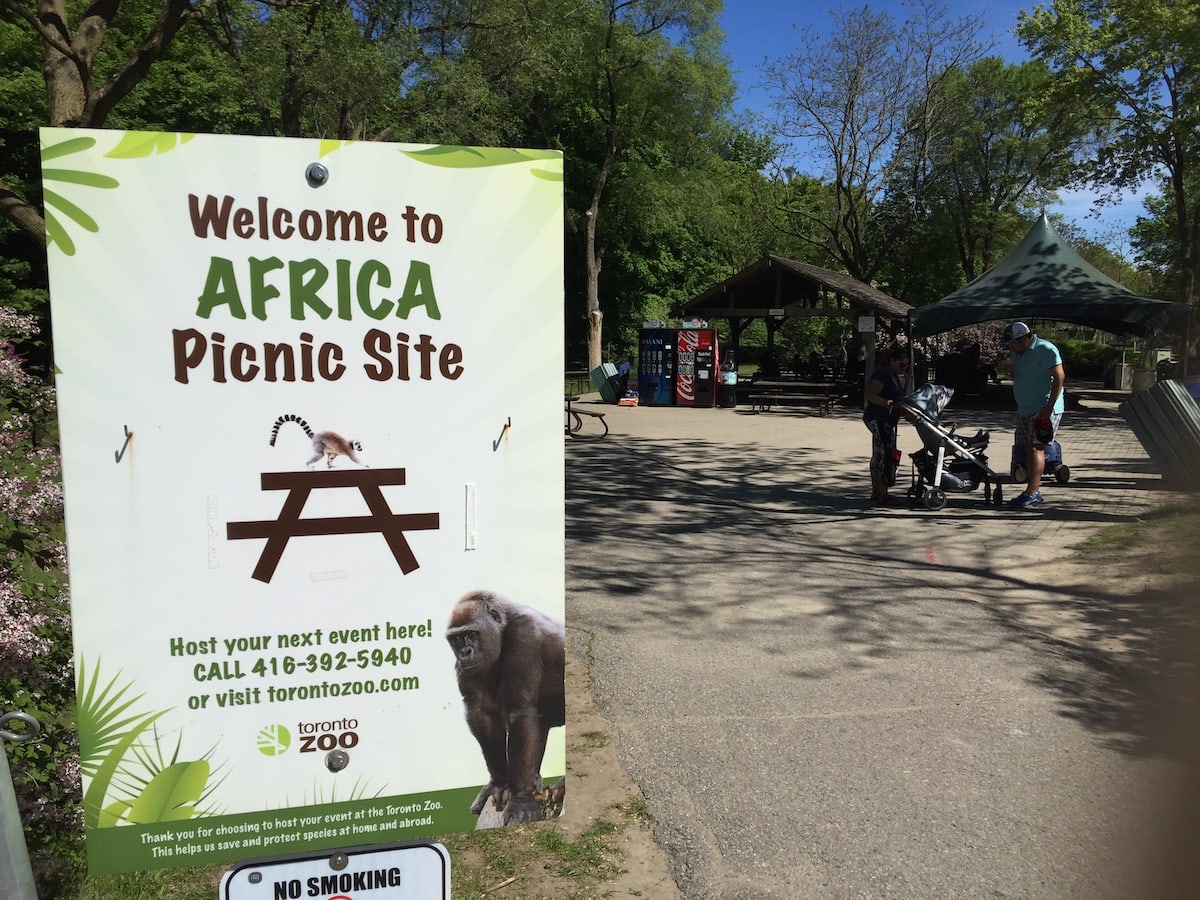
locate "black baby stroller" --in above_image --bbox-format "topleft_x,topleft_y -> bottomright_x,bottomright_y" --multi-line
898,384 -> 1004,511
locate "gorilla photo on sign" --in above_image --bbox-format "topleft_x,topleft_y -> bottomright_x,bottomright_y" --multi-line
446,590 -> 565,825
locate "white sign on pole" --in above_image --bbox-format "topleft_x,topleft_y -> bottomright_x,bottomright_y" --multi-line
41,128 -> 565,875
219,841 -> 450,899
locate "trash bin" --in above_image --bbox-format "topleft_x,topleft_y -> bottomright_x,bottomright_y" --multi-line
590,363 -> 627,403
718,353 -> 738,408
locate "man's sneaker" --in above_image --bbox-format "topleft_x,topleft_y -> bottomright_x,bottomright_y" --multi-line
1008,490 -> 1044,510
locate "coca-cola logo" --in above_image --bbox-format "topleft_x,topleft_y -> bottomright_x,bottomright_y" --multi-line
677,331 -> 698,401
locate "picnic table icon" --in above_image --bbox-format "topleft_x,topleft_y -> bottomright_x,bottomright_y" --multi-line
226,467 -> 440,583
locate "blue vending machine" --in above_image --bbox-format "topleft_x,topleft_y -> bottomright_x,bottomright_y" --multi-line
638,328 -> 676,405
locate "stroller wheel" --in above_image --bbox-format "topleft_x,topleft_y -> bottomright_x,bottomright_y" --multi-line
1055,465 -> 1071,484
992,485 -> 1004,507
924,487 -> 947,511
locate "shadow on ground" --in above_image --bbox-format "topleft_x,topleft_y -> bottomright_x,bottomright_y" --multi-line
567,429 -> 1198,762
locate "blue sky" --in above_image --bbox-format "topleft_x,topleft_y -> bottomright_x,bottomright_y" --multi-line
719,0 -> 1022,114
717,0 -> 1150,243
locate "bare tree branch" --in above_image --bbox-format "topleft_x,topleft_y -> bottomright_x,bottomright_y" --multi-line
0,186 -> 47,249
88,0 -> 209,126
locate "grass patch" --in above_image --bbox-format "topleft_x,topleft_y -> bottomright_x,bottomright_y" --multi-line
534,820 -> 622,879
1076,501 -> 1200,577
615,795 -> 650,822
79,864 -> 224,900
79,804 -> 640,900
432,796 -> 649,899
576,730 -> 609,749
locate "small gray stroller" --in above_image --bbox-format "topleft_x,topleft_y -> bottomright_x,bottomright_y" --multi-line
898,384 -> 1004,511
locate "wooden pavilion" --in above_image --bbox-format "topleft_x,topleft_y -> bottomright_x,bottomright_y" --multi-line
680,255 -> 913,384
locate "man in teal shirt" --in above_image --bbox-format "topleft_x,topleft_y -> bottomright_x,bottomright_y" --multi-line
1003,321 -> 1066,509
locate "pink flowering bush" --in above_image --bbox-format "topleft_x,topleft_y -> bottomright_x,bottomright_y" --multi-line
0,307 -> 83,894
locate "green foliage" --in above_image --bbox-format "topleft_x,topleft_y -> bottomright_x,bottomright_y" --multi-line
1017,0 -> 1200,308
1130,181 -> 1191,301
919,57 -> 1092,282
204,0 -> 411,138
0,12 -> 51,310
876,207 -> 971,305
598,125 -> 783,362
101,1 -> 260,136
1051,335 -> 1123,378
0,308 -> 80,896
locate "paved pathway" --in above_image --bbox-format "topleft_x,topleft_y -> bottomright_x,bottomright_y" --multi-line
565,383 -> 1197,900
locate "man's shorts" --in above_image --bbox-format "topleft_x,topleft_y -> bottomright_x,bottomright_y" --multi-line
1015,412 -> 1061,449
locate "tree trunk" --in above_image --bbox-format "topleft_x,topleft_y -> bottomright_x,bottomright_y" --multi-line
584,204 -> 603,371
39,0 -> 88,126
2,0 -> 195,247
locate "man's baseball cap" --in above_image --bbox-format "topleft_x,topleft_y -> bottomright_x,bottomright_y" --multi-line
1003,321 -> 1031,344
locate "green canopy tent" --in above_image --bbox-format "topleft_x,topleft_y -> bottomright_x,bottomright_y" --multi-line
908,213 -> 1187,339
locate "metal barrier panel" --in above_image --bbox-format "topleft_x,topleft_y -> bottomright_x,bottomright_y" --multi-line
1119,381 -> 1200,491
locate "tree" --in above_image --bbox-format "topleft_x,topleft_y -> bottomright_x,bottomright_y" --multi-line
518,0 -> 729,369
874,57 -> 1099,306
1018,0 -> 1200,358
594,120 -> 783,361
198,0 -> 418,139
759,0 -> 986,283
921,57 -> 1094,282
0,0 -> 206,248
1056,217 -> 1157,296
1130,178 -> 1196,301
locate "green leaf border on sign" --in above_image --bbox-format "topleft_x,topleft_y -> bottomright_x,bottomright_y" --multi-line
104,131 -> 196,159
40,136 -> 119,256
319,139 -> 352,158
41,129 -> 197,256
401,145 -> 563,180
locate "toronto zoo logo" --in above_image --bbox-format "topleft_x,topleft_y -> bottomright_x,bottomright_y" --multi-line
257,720 -> 361,757
256,724 -> 292,756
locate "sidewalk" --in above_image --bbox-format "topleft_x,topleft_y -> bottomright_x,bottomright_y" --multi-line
565,385 -> 1195,899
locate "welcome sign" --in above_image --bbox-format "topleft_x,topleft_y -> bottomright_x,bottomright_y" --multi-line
41,128 -> 565,874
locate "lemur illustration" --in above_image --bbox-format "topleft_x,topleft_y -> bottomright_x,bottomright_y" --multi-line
269,414 -> 366,468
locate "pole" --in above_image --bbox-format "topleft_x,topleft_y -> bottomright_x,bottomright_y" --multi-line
1,712 -> 40,900
906,319 -> 916,388
1182,301 -> 1193,380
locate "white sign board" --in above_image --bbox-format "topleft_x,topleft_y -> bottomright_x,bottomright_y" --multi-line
219,842 -> 450,899
41,128 -> 565,875
858,315 -> 876,333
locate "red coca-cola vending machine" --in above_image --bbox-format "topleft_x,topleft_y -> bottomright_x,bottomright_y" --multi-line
675,328 -> 719,407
